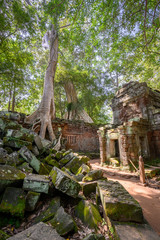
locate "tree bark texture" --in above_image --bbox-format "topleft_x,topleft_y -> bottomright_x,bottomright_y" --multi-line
64,81 -> 93,123
26,25 -> 58,141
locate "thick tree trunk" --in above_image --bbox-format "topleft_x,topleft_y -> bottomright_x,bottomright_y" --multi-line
8,88 -> 12,111
64,81 -> 93,123
26,25 -> 58,141
11,86 -> 15,112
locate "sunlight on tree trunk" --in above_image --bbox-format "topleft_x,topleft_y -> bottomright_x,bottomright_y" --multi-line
64,81 -> 93,123
26,25 -> 58,141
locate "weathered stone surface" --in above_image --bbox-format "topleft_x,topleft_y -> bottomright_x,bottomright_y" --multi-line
49,206 -> 76,236
23,174 -> 50,194
7,222 -> 65,240
3,119 -> 21,130
17,162 -> 33,173
34,197 -> 61,223
0,139 -> 3,147
82,170 -> 103,182
19,146 -> 41,173
65,156 -> 82,174
34,135 -> 52,150
3,137 -> 32,150
75,200 -> 102,229
0,111 -> 20,121
44,154 -> 59,168
77,164 -> 91,175
82,182 -> 97,197
0,187 -> 26,217
25,191 -> 41,211
113,222 -> 160,240
0,147 -> 8,164
59,152 -> 75,166
97,180 -> 144,223
6,128 -> 34,142
0,118 -> 6,138
0,165 -> 26,193
55,151 -> 63,160
32,145 -> 40,156
50,167 -> 81,198
83,234 -> 105,240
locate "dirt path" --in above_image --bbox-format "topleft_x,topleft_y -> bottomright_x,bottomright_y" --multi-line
90,159 -> 160,236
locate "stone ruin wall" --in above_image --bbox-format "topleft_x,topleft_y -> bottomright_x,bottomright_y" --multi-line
99,81 -> 160,167
111,81 -> 160,160
51,119 -> 99,153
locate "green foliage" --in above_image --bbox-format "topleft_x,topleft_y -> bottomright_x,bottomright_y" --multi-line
0,0 -> 160,122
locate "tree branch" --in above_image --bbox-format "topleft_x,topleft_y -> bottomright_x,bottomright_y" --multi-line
144,0 -> 148,47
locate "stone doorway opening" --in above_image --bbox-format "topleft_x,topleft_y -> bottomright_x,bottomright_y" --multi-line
110,139 -> 120,158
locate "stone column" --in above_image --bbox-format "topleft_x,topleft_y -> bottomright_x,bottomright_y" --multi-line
98,127 -> 107,165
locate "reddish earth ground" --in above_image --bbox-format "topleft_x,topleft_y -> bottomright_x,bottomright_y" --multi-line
90,159 -> 160,236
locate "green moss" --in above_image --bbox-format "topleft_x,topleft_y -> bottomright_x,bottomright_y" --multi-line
0,229 -> 10,240
50,169 -> 57,184
75,200 -> 102,229
0,188 -> 26,218
0,213 -> 21,228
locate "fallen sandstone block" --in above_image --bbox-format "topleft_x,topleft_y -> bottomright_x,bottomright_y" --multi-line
112,222 -> 160,240
97,180 -> 144,223
0,165 -> 26,193
0,187 -> 26,217
34,197 -> 61,223
19,146 -> 41,173
82,169 -> 103,182
49,206 -> 77,236
23,174 -> 50,194
50,167 -> 81,198
75,200 -> 102,229
25,191 -> 41,211
7,222 -> 65,240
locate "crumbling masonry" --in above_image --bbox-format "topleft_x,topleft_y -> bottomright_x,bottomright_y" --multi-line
98,81 -> 160,167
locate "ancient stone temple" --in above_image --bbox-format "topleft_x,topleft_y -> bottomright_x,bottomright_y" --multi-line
98,81 -> 160,167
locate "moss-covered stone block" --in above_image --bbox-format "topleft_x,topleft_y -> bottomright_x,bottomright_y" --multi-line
50,167 -> 81,198
0,147 -> 8,164
77,164 -> 91,175
34,197 -> 61,223
0,187 -> 26,218
44,155 -> 59,168
75,200 -> 102,229
39,162 -> 52,175
55,151 -> 63,160
6,128 -> 34,143
19,146 -> 41,173
17,162 -> 33,173
65,156 -> 82,174
0,165 -> 26,193
7,222 -> 65,240
3,119 -> 21,130
25,191 -> 41,212
23,174 -> 50,194
97,180 -> 144,223
82,182 -> 97,197
3,137 -> 32,150
49,206 -> 77,236
112,221 -> 160,240
82,170 -> 103,182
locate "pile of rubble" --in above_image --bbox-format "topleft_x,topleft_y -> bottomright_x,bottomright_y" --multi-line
0,111 -> 159,240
